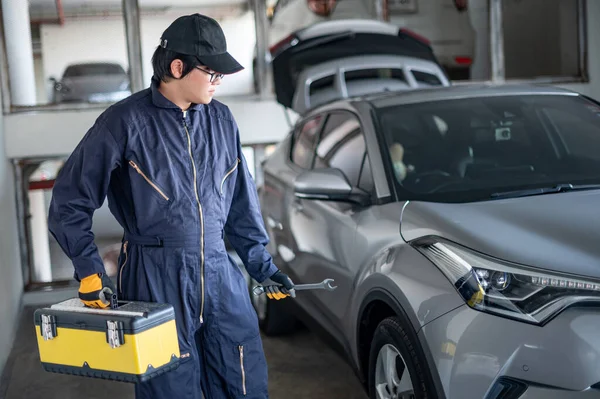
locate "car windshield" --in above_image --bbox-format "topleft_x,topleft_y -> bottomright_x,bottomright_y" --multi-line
376,94 -> 600,202
63,64 -> 125,77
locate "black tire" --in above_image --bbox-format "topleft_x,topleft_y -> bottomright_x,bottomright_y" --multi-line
248,278 -> 298,336
368,316 -> 438,399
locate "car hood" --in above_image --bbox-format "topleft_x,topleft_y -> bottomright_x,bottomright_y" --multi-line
400,190 -> 600,278
60,75 -> 128,94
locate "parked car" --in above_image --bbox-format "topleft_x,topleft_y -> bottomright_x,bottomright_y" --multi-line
50,62 -> 131,104
267,18 -> 450,116
255,18 -> 450,96
253,83 -> 600,398
254,0 -> 474,90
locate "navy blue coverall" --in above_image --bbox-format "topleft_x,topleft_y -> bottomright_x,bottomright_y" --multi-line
47,79 -> 278,398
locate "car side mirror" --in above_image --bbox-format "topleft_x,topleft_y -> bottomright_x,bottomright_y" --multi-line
294,168 -> 371,206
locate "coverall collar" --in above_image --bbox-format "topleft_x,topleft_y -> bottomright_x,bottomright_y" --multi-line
150,77 -> 204,112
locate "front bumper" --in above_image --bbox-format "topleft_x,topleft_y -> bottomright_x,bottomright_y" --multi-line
419,305 -> 600,399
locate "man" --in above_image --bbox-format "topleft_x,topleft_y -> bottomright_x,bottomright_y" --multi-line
48,13 -> 294,399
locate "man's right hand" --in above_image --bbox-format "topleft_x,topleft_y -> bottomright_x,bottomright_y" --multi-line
79,273 -> 116,309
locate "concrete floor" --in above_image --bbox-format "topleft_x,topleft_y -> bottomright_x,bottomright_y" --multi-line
0,303 -> 368,399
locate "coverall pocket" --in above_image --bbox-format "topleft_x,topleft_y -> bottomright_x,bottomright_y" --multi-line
228,334 -> 268,397
220,157 -> 240,196
128,159 -> 171,204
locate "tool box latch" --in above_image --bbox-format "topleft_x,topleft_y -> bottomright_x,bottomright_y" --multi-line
40,314 -> 57,340
106,320 -> 125,349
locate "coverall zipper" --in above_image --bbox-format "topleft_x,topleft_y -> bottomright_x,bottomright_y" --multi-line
239,345 -> 246,395
118,241 -> 128,294
220,158 -> 240,195
128,160 -> 170,201
183,110 -> 206,324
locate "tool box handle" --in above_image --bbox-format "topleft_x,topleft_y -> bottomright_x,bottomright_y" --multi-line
107,291 -> 119,310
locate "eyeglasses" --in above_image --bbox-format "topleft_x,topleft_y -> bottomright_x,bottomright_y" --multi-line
196,67 -> 224,83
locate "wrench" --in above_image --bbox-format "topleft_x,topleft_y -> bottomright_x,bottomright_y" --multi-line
252,278 -> 337,296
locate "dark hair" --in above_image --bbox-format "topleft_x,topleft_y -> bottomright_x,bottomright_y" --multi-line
151,46 -> 200,82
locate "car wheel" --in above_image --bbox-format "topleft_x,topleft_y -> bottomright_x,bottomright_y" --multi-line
248,277 -> 298,336
368,317 -> 436,399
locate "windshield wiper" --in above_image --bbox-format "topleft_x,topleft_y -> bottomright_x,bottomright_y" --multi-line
490,183 -> 600,199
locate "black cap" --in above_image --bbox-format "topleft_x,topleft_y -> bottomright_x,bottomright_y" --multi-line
159,14 -> 244,75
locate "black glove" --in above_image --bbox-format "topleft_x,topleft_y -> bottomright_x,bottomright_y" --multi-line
78,273 -> 117,309
265,270 -> 296,299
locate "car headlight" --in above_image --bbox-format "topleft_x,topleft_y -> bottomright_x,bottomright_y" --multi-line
54,82 -> 70,93
413,238 -> 600,325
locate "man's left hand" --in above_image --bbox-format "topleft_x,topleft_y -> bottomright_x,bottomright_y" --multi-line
265,270 -> 296,299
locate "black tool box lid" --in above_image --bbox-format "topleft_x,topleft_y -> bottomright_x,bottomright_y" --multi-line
33,300 -> 176,334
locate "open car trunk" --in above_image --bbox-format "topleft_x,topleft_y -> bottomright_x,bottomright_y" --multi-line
270,21 -> 447,112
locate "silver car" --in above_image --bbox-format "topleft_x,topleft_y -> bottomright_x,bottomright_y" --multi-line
50,62 -> 131,104
254,84 -> 600,399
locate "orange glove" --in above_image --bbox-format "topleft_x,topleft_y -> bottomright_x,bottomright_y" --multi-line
265,270 -> 296,300
79,273 -> 116,309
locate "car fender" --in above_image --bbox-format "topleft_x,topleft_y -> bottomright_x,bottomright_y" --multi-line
348,243 -> 464,375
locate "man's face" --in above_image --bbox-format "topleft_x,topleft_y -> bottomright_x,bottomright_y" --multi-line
183,65 -> 222,104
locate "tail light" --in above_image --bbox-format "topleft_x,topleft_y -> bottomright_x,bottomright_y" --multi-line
399,28 -> 431,46
455,56 -> 473,65
269,34 -> 299,58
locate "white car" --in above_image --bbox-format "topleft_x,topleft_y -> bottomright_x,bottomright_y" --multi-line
255,0 -> 474,88
267,18 -> 450,115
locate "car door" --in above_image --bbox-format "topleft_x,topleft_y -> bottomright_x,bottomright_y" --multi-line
288,110 -> 374,335
267,113 -> 325,275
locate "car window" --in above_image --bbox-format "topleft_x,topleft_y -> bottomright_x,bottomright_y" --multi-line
375,94 -> 600,202
314,112 -> 366,187
345,68 -> 406,83
63,63 -> 125,77
291,115 -> 323,169
309,69 -> 409,99
543,107 -> 600,160
411,70 -> 443,86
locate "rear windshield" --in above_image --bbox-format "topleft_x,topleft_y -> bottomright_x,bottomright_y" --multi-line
376,94 -> 600,202
63,64 -> 126,77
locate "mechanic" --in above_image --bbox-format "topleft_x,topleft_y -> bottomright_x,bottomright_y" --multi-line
48,13 -> 295,399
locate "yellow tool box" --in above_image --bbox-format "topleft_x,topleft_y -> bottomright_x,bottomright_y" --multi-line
34,298 -> 181,383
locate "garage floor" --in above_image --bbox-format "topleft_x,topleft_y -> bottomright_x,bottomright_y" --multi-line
0,304 -> 368,399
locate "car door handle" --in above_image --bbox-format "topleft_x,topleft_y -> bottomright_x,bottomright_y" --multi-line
266,215 -> 283,231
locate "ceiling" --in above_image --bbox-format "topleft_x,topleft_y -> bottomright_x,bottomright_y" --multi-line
28,0 -> 248,20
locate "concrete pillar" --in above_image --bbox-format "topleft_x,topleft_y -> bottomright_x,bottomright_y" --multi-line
489,0 -> 505,82
123,0 -> 144,92
468,0 -> 491,81
29,190 -> 52,282
1,1 -> 52,282
1,0 -> 37,106
252,0 -> 269,98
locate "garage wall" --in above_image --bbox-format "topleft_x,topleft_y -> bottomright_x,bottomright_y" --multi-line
39,9 -> 256,101
0,103 -> 24,378
560,0 -> 600,98
502,0 -> 579,79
